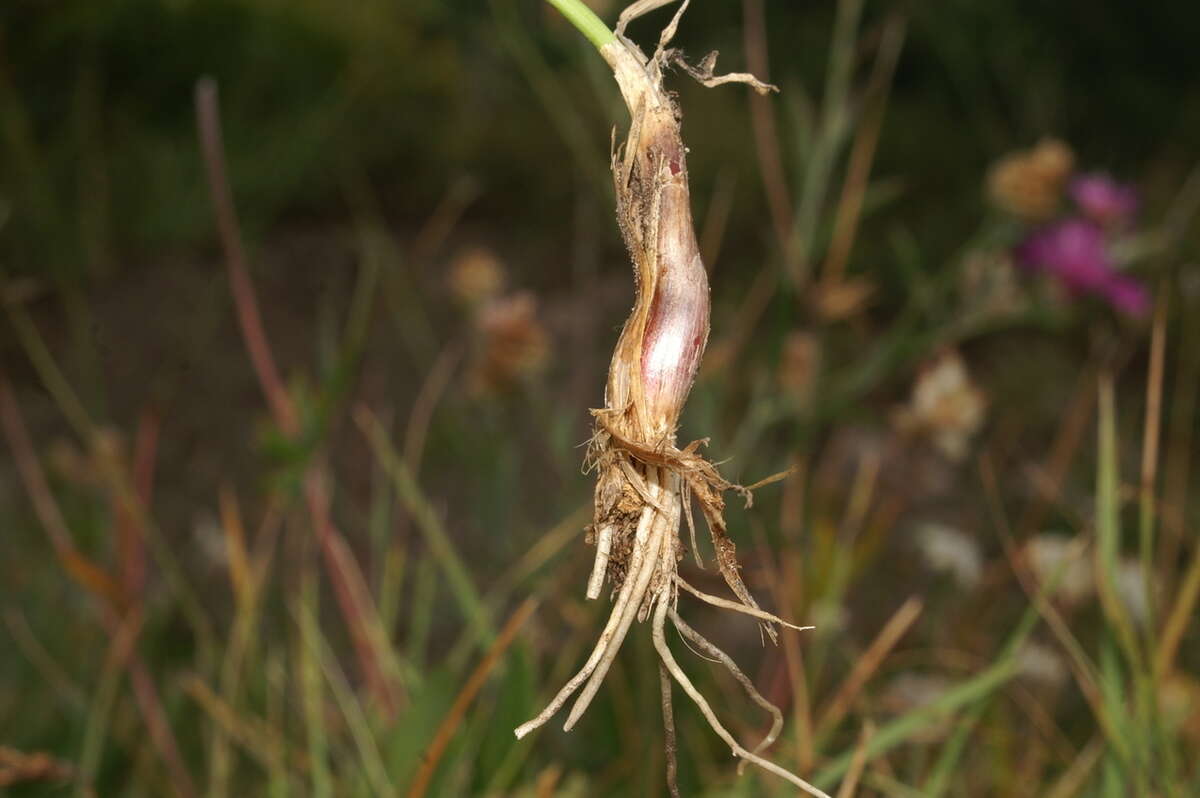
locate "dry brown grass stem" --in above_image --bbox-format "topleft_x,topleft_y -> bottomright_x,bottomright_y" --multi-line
817,595 -> 923,734
194,78 -> 297,437
819,14 -> 905,287
740,0 -> 793,257
834,723 -> 874,798
408,598 -> 537,798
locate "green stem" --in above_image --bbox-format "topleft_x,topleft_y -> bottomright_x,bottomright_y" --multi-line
545,0 -> 616,51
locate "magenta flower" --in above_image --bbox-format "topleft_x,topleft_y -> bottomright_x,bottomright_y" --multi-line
1069,173 -> 1138,227
1014,218 -> 1149,317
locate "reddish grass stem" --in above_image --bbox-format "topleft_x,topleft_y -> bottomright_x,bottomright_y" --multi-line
194,77 -> 399,717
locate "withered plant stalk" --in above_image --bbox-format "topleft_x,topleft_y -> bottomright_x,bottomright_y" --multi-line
517,2 -> 827,795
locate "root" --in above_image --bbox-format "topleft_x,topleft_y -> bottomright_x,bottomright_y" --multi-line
675,577 -> 814,632
681,481 -> 703,569
518,457 -> 824,792
670,609 -> 782,774
564,471 -> 676,730
514,470 -> 664,739
652,584 -> 830,798
586,522 -> 614,600
659,661 -> 681,798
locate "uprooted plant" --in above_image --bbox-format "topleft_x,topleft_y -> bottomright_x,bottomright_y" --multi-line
515,1 -> 827,794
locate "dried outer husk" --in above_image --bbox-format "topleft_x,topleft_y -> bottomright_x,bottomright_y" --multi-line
585,35 -> 775,635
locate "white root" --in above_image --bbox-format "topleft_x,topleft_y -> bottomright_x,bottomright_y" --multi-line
652,578 -> 831,798
669,609 -> 782,774
676,577 -> 815,632
586,522 -> 613,600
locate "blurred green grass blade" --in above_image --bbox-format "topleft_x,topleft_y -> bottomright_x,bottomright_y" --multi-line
787,0 -> 865,284
6,303 -> 218,665
408,556 -> 437,675
815,580 -> 1048,790
813,655 -> 1017,790
297,599 -> 395,797
489,0 -> 610,191
1095,377 -> 1158,785
265,654 -> 290,798
76,617 -> 141,798
921,702 -> 985,797
1098,638 -> 1133,792
1094,378 -> 1143,669
357,407 -> 496,646
379,541 -> 407,638
299,575 -> 333,798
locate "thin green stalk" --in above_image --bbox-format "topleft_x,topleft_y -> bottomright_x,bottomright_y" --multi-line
1095,379 -> 1143,671
813,573 -> 1048,790
812,655 -> 1017,790
299,573 -> 333,798
357,407 -> 496,646
77,613 -> 143,798
922,702 -> 985,797
297,601 -> 395,797
408,556 -> 438,673
545,0 -> 616,51
787,0 -> 865,286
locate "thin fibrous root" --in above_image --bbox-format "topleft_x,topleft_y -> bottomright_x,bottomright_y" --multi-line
670,609 -> 782,774
514,470 -> 664,739
659,661 -> 681,798
676,577 -> 815,633
652,581 -> 831,798
671,49 -> 779,95
682,481 -> 703,569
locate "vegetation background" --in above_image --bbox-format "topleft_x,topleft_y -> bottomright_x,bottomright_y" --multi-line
2,0 -> 1199,795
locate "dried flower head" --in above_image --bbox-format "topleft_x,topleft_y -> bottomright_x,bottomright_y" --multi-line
808,276 -> 875,321
986,138 -> 1075,220
894,349 -> 986,462
915,522 -> 982,589
1024,534 -> 1094,606
1015,642 -> 1068,689
448,246 -> 507,306
467,291 -> 549,393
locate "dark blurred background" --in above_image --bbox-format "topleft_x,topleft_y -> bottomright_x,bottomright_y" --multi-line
2,0 -> 1199,795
